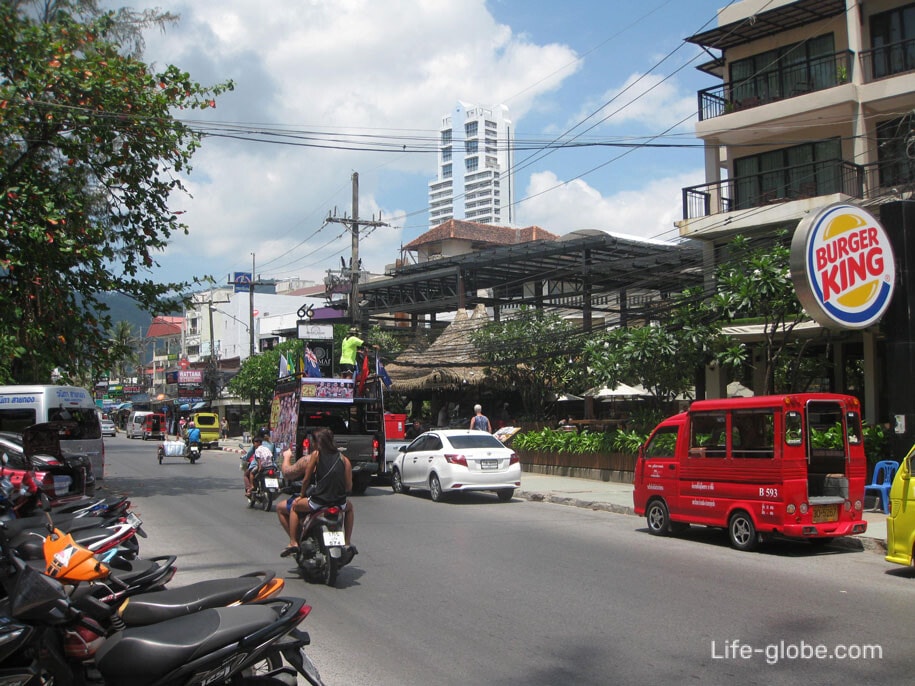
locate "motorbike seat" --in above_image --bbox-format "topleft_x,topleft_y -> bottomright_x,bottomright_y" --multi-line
118,575 -> 272,626
93,605 -> 279,685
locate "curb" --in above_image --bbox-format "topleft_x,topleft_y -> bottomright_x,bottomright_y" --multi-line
515,490 -> 886,554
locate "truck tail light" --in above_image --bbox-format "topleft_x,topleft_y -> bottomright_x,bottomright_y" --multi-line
372,438 -> 380,461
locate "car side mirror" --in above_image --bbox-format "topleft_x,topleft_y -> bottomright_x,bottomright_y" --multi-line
398,445 -> 407,453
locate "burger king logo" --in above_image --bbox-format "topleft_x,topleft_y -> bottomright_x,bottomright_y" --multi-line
790,203 -> 895,329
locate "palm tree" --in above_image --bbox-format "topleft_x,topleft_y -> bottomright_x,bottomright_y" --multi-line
109,321 -> 141,382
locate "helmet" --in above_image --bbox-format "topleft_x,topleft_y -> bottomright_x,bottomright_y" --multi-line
258,427 -> 269,438
188,421 -> 195,428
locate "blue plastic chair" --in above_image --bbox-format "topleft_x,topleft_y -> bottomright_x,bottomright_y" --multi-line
865,460 -> 899,514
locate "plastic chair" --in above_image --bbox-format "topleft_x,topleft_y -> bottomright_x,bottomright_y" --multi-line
865,460 -> 899,514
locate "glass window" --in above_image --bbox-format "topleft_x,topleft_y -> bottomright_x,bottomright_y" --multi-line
465,157 -> 478,172
731,409 -> 775,458
465,121 -> 478,137
466,140 -> 478,154
846,412 -> 862,445
785,411 -> 803,445
644,426 -> 678,459
871,3 -> 915,78
441,130 -> 452,145
690,412 -> 727,458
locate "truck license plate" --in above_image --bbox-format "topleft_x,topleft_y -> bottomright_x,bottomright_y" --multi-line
812,504 -> 838,523
323,530 -> 345,547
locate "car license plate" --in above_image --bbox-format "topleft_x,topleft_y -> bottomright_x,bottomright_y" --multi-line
126,512 -> 143,529
812,504 -> 838,523
264,477 -> 279,489
480,459 -> 498,471
323,530 -> 345,547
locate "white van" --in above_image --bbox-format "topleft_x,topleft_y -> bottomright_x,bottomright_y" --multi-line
125,411 -> 154,440
0,385 -> 105,479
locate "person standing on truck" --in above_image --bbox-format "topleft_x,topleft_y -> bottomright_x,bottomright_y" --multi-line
277,428 -> 356,559
339,327 -> 363,378
470,404 -> 492,433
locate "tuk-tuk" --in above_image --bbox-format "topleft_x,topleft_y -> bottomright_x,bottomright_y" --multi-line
143,413 -> 166,441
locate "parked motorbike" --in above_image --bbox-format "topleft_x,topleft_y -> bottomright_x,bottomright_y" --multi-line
294,501 -> 356,587
0,503 -> 326,685
248,461 -> 282,512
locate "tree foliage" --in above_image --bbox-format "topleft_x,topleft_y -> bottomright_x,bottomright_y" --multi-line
226,340 -> 304,428
583,288 -> 725,406
712,234 -> 812,393
470,306 -> 587,417
0,1 -> 233,383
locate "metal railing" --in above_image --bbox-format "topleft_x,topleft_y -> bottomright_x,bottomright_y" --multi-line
697,50 -> 854,121
682,159 -> 864,220
859,37 -> 915,82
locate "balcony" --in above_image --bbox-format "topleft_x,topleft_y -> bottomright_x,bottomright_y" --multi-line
860,37 -> 915,83
682,156 -> 914,221
698,50 -> 853,121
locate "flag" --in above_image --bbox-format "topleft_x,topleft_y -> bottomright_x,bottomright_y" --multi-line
378,360 -> 392,388
296,353 -> 305,376
357,351 -> 370,396
304,346 -> 322,378
278,354 -> 289,379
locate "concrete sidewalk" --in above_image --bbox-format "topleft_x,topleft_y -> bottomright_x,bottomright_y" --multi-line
516,470 -> 887,551
219,437 -> 886,551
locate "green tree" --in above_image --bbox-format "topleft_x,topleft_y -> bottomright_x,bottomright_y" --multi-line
583,287 -> 725,408
470,306 -> 587,417
227,341 -> 304,430
0,2 -> 233,383
712,234 -> 812,394
108,319 -> 141,381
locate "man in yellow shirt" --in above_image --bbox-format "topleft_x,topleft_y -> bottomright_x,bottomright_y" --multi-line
339,327 -> 363,378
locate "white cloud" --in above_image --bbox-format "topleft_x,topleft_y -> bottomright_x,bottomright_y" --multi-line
518,169 -> 705,243
133,0 -> 583,285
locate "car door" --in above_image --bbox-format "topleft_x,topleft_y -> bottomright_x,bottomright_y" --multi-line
400,435 -> 429,487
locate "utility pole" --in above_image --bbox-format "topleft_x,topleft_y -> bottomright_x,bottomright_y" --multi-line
249,253 -> 256,357
326,172 -> 388,326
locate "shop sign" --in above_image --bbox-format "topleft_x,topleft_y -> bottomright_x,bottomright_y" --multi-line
790,202 -> 895,329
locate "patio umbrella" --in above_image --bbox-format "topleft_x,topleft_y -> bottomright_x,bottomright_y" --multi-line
727,381 -> 754,397
584,383 -> 651,399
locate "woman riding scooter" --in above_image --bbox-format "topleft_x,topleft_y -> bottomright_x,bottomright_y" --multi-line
277,428 -> 356,560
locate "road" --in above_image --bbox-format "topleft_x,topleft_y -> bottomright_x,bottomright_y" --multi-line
102,434 -> 912,685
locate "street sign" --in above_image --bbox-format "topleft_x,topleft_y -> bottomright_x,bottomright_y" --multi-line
233,272 -> 252,293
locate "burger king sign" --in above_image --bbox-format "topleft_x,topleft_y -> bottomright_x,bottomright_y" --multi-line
790,203 -> 896,329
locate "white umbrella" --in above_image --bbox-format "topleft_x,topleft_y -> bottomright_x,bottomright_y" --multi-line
728,381 -> 754,397
553,392 -> 583,402
584,383 -> 650,399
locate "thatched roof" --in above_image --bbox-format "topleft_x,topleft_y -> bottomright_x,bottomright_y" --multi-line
384,305 -> 491,392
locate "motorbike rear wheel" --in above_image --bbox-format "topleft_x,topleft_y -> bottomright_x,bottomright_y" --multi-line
299,531 -> 338,587
260,490 -> 274,512
233,651 -> 284,681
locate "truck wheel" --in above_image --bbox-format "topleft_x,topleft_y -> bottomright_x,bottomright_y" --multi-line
646,499 -> 671,536
728,511 -> 758,552
351,474 -> 370,495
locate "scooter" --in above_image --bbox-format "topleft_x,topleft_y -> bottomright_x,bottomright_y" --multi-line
295,502 -> 356,587
248,461 -> 282,512
187,441 -> 201,464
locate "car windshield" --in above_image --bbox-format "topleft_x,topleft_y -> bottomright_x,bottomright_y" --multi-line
447,435 -> 505,450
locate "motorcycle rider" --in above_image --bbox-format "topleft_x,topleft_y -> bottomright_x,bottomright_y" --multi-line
186,421 -> 201,450
278,427 -> 355,560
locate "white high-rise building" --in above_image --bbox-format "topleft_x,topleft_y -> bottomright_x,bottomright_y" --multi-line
428,102 -> 514,228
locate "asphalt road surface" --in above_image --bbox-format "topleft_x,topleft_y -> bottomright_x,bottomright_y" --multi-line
102,434 -> 913,685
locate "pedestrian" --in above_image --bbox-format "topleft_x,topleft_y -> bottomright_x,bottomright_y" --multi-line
221,416 -> 229,440
469,404 -> 491,433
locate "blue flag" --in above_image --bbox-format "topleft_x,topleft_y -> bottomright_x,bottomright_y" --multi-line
378,360 -> 392,388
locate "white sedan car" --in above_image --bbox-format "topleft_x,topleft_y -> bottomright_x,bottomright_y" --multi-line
100,418 -> 117,437
391,429 -> 521,502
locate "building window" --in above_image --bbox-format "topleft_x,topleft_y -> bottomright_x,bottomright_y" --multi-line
465,157 -> 478,172
870,3 -> 915,78
441,130 -> 451,145
443,163 -> 452,179
465,121 -> 478,138
876,116 -> 915,187
733,138 -> 842,208
442,149 -> 451,162
466,140 -> 478,154
729,33 -> 836,103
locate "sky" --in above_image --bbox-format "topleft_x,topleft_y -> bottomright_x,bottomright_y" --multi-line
121,0 -> 732,290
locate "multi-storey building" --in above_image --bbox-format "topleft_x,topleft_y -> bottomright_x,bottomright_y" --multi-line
428,102 -> 514,229
677,0 -> 915,445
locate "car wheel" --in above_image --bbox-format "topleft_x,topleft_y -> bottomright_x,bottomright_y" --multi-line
429,474 -> 444,502
391,468 -> 409,494
728,511 -> 758,552
646,499 -> 671,536
497,488 -> 514,502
